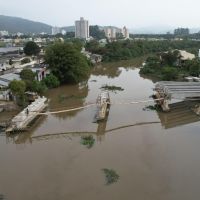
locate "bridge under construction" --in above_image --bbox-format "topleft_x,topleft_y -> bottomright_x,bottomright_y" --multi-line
3,81 -> 200,133
154,81 -> 200,112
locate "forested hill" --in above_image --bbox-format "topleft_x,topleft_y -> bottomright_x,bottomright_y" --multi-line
0,15 -> 52,34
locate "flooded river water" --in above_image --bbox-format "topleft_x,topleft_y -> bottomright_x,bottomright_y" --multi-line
1,59 -> 200,200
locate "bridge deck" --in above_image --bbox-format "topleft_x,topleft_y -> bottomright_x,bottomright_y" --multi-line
155,81 -> 200,99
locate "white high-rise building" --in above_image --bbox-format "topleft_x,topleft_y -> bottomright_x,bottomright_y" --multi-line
75,17 -> 89,40
104,27 -> 116,39
52,26 -> 61,35
0,30 -> 9,36
122,26 -> 129,39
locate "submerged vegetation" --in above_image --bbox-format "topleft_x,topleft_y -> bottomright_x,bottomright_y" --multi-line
58,94 -> 85,102
81,135 -> 95,149
102,168 -> 120,185
143,105 -> 162,111
100,84 -> 124,93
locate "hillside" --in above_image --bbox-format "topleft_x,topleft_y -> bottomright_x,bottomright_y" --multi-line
0,15 -> 52,34
61,26 -> 75,32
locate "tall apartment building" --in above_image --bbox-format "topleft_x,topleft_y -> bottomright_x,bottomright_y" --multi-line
75,17 -> 89,39
52,26 -> 61,35
122,26 -> 129,39
174,28 -> 190,35
104,27 -> 117,39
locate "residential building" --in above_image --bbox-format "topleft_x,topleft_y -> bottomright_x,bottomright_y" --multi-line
30,66 -> 50,82
122,26 -> 129,39
0,73 -> 21,88
174,28 -> 190,35
104,27 -> 116,39
75,17 -> 89,39
61,30 -> 66,35
179,50 -> 195,61
0,31 -> 9,37
52,26 -> 61,35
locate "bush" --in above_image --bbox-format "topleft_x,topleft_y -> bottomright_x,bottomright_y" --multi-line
30,80 -> 47,95
21,58 -> 31,64
162,66 -> 178,80
140,66 -> 155,74
43,74 -> 60,88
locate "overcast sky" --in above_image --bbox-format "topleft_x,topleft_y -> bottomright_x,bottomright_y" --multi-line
1,0 -> 200,29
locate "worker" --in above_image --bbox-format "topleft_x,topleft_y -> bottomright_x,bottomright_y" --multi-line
26,108 -> 29,116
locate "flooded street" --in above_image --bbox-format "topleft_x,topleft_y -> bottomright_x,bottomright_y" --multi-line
1,60 -> 200,200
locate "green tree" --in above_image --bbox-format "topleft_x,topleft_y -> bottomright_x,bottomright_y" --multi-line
45,42 -> 90,83
24,41 -> 40,56
43,74 -> 60,88
188,59 -> 200,76
20,68 -> 35,81
160,50 -> 180,66
85,40 -> 100,52
20,68 -> 36,90
89,25 -> 105,40
9,80 -> 26,96
9,80 -> 26,106
65,32 -> 75,38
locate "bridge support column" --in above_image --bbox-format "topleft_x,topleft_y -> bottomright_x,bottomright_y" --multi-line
194,105 -> 200,115
161,99 -> 170,112
154,92 -> 170,112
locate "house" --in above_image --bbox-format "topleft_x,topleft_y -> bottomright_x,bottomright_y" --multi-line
161,50 -> 195,66
179,50 -> 195,61
0,73 -> 21,88
30,66 -> 50,81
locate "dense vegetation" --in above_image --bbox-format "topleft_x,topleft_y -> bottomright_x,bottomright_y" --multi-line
85,39 -> 200,62
140,51 -> 200,81
89,25 -> 105,40
45,42 -> 90,83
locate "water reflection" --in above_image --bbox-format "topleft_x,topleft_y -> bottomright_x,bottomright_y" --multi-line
157,101 -> 200,129
0,194 -> 5,200
92,65 -> 122,78
46,81 -> 89,120
139,73 -> 160,83
6,120 -> 162,145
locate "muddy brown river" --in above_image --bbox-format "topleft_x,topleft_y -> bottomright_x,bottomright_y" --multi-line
1,59 -> 200,200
